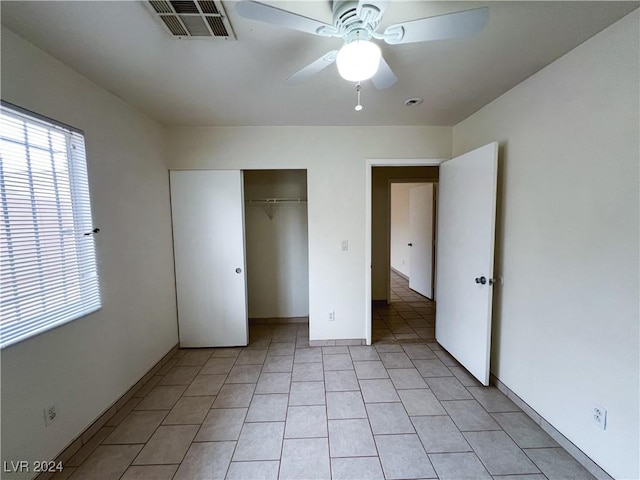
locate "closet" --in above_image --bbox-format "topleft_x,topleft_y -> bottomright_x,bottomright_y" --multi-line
170,169 -> 308,348
244,170 -> 309,322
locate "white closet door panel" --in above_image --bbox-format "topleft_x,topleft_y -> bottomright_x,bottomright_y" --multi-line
170,170 -> 248,347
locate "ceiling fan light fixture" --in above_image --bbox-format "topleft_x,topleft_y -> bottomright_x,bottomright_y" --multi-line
336,39 -> 381,82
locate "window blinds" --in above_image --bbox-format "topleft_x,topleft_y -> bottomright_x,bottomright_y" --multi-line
0,104 -> 101,349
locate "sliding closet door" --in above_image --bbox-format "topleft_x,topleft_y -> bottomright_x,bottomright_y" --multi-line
170,170 -> 248,347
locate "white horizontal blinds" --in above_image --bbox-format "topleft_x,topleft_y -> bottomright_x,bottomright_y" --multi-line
0,105 -> 101,349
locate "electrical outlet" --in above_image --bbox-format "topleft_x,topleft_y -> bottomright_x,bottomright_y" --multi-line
43,403 -> 58,427
341,240 -> 348,251
328,311 -> 335,322
592,404 -> 607,430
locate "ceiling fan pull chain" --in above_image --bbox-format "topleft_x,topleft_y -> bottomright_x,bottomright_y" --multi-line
355,82 -> 363,111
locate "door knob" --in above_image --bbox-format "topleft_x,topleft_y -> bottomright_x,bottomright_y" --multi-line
236,268 -> 242,274
408,243 -> 413,247
475,276 -> 487,285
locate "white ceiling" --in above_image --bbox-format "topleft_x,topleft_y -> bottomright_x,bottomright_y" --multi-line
2,1 -> 638,127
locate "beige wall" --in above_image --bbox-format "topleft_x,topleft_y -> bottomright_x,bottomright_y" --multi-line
453,10 -> 639,479
167,128 -> 451,339
1,27 -> 178,477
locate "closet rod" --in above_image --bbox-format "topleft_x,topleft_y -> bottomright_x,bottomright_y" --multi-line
246,198 -> 307,204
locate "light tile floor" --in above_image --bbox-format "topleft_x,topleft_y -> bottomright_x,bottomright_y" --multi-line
372,272 -> 436,343
61,273 -> 596,480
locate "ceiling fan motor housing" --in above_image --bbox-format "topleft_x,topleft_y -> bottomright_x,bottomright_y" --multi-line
332,1 -> 382,41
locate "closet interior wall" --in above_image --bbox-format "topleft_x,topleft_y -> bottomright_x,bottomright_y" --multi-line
244,170 -> 309,321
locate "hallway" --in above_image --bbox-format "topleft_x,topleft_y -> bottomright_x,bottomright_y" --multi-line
372,270 -> 435,343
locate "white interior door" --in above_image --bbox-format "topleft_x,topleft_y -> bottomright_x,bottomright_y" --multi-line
435,143 -> 498,385
170,170 -> 248,347
409,184 -> 434,299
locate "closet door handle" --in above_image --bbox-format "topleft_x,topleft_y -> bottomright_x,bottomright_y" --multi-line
408,243 -> 413,247
236,268 -> 242,274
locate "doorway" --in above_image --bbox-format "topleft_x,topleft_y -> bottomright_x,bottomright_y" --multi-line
379,181 -> 438,343
365,160 -> 442,344
370,166 -> 439,303
390,182 -> 437,301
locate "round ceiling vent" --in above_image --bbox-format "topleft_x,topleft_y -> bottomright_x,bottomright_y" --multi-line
404,97 -> 424,106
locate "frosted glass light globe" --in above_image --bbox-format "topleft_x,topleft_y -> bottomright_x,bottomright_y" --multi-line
336,40 -> 381,82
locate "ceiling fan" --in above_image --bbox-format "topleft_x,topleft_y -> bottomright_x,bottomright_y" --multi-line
235,0 -> 489,89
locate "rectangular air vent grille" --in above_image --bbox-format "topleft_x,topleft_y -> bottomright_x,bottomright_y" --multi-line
198,1 -> 219,15
206,16 -> 228,37
171,1 -> 199,13
150,0 -> 173,14
160,15 -> 189,35
147,0 -> 235,39
180,15 -> 210,36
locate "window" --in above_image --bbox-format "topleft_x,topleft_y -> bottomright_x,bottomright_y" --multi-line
0,103 -> 101,349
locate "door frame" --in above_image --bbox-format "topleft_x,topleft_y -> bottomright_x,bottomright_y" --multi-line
365,158 -> 445,345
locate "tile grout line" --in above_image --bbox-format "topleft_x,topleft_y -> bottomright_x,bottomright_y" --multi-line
129,359 -> 205,472
359,351 -> 385,479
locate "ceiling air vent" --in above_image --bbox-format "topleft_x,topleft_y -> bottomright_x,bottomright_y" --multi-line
147,0 -> 236,39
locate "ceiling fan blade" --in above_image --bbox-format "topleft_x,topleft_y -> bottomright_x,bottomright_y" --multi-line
370,56 -> 397,89
383,7 -> 489,45
235,1 -> 336,36
285,51 -> 338,86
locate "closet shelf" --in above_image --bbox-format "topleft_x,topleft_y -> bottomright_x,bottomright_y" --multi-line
246,198 -> 307,220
